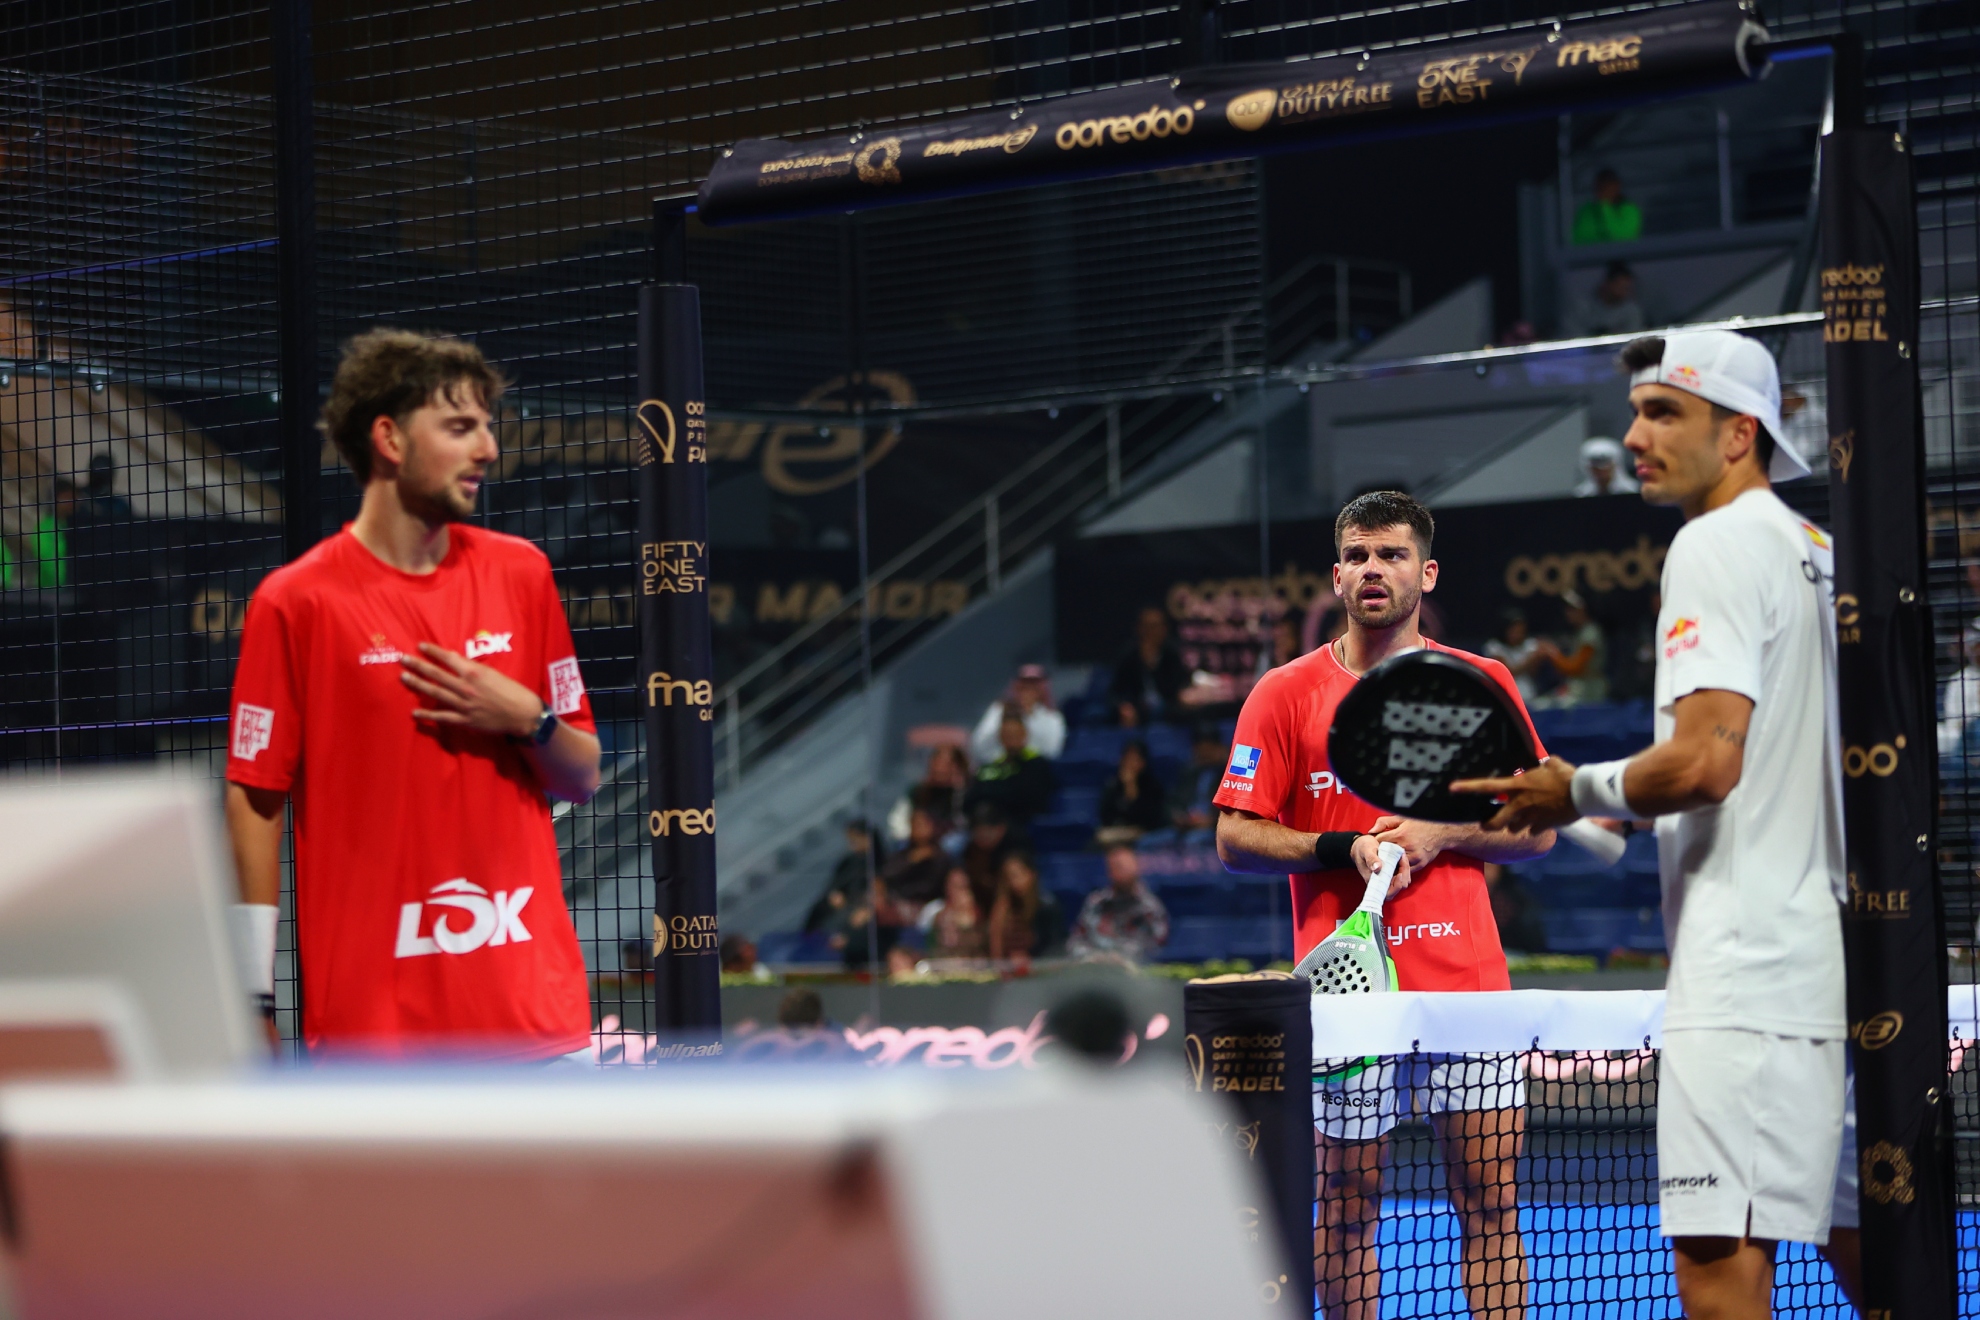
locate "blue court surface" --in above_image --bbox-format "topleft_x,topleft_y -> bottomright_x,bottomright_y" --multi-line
1364,1200 -> 1980,1318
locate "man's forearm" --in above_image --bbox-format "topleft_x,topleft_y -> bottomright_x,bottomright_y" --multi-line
1215,810 -> 1321,873
1445,822 -> 1556,863
224,781 -> 284,906
524,721 -> 602,803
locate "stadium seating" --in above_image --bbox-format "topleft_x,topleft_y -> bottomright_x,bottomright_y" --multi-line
755,698 -> 1669,967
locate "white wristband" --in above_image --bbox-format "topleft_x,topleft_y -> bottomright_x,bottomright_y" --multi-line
230,903 -> 278,997
1570,760 -> 1635,819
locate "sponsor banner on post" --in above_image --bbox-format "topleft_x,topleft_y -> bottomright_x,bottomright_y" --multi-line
638,284 -> 723,1038
699,1 -> 1763,225
1183,973 -> 1314,1316
1821,125 -> 1958,1311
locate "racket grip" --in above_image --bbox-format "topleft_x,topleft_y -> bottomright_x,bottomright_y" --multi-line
1562,818 -> 1627,865
1375,840 -> 1405,878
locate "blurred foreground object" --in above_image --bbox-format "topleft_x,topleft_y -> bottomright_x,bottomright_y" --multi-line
0,773 -> 252,1079
0,1072 -> 1275,1320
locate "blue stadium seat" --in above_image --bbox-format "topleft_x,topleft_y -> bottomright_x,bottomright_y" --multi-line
1028,815 -> 1096,853
1053,758 -> 1114,790
1063,727 -> 1127,764
1047,786 -> 1101,822
1144,725 -> 1193,763
755,930 -> 837,966
1539,907 -> 1664,957
1147,879 -> 1229,918
1041,852 -> 1105,892
1156,916 -> 1289,964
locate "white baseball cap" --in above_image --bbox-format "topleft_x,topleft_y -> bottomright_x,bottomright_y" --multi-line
1628,329 -> 1809,480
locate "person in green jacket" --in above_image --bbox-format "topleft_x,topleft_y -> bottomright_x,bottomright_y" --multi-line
28,478 -> 77,589
1572,168 -> 1644,245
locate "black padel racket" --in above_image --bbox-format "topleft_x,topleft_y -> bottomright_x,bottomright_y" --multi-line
1327,649 -> 1627,860
1328,650 -> 1534,824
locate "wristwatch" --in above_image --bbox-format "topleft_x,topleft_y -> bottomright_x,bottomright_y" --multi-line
516,705 -> 558,747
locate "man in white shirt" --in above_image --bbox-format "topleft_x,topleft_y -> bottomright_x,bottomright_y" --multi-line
969,663 -> 1066,763
1454,330 -> 1859,1319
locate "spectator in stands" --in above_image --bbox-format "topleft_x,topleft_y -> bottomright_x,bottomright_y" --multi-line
1537,592 -> 1609,706
1566,260 -> 1647,338
960,801 -> 1013,914
969,663 -> 1065,764
1484,609 -> 1547,704
989,851 -> 1067,960
1939,619 -> 1980,756
831,874 -> 900,971
776,987 -> 827,1030
1109,606 -> 1188,727
1165,723 -> 1229,844
76,453 -> 134,523
28,477 -> 77,590
1256,613 -> 1303,677
1572,167 -> 1644,245
885,743 -> 969,845
719,934 -> 759,976
877,806 -> 948,917
1485,862 -> 1549,955
804,818 -> 884,933
1069,844 -> 1170,963
1096,739 -> 1167,845
965,710 -> 1056,835
1574,436 -> 1639,497
920,866 -> 990,959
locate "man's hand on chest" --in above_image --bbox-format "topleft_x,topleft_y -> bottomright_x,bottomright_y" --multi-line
399,641 -> 543,739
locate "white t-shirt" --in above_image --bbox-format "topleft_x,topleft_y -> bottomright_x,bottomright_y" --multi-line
1652,488 -> 1845,1039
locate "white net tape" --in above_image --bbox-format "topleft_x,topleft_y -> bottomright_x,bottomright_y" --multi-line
1313,987 -> 1980,1058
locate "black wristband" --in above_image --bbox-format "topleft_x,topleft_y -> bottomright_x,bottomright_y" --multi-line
1313,831 -> 1362,871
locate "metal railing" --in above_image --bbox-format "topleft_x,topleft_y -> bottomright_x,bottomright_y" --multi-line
707,390 -> 1219,793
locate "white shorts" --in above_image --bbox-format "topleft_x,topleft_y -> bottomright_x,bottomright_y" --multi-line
1832,1061 -> 1858,1231
1312,1053 -> 1526,1142
1658,1028 -> 1844,1243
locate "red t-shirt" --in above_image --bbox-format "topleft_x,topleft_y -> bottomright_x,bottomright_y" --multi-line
226,525 -> 594,1059
1212,640 -> 1542,991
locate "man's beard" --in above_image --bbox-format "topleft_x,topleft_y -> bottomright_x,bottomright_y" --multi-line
400,443 -> 479,523
1343,583 -> 1420,631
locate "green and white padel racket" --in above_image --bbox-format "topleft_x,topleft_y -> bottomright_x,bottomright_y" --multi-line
1295,839 -> 1404,995
1302,840 -> 1403,1084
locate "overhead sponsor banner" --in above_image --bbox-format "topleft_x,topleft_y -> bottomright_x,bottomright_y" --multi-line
637,284 -> 722,1037
1821,127 -> 1958,1312
1183,975 -> 1314,1315
1056,495 -> 1680,682
698,1 -> 1763,225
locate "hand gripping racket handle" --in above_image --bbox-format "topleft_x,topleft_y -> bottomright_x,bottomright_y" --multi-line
1355,841 -> 1406,915
1561,818 -> 1627,866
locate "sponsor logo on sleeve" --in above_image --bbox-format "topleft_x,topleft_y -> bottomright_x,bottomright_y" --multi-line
394,878 -> 533,959
232,703 -> 274,761
548,657 -> 585,715
464,629 -> 513,660
1227,744 -> 1262,779
1662,617 -> 1700,659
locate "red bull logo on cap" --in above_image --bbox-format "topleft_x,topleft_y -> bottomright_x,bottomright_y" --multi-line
1666,364 -> 1702,389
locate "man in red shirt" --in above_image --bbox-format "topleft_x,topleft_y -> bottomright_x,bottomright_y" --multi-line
1215,490 -> 1553,1320
225,328 -> 601,1061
